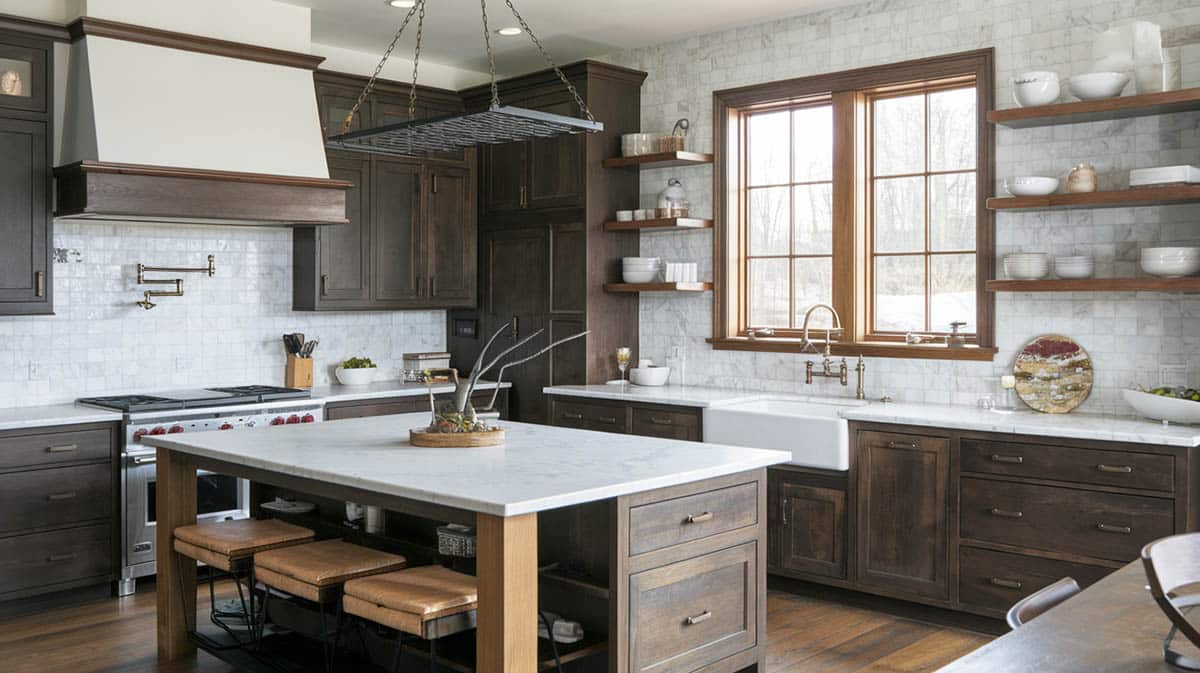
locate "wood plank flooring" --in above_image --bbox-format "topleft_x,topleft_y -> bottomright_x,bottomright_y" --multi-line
0,584 -> 990,673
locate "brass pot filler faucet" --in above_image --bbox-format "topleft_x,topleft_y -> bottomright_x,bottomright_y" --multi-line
134,254 -> 215,310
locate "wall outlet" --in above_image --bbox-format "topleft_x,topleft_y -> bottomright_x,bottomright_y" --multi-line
27,361 -> 44,381
1159,364 -> 1188,388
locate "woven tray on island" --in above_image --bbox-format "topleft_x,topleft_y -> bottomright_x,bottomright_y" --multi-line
409,427 -> 505,448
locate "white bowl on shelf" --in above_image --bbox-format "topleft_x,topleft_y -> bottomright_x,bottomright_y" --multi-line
622,269 -> 660,283
629,366 -> 671,386
1004,253 -> 1051,280
1055,256 -> 1094,279
1069,72 -> 1130,101
1123,389 -> 1200,424
1004,176 -> 1059,197
335,366 -> 376,386
1012,71 -> 1061,107
1140,247 -> 1200,277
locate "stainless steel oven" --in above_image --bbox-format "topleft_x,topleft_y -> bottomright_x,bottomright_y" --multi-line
118,400 -> 323,595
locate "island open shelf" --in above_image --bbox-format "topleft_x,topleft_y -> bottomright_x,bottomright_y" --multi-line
988,87 -> 1200,128
986,278 -> 1200,293
987,185 -> 1200,211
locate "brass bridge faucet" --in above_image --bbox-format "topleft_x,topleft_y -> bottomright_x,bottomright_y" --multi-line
799,303 -> 866,400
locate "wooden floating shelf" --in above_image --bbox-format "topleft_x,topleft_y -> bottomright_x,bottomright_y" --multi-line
986,278 -> 1200,293
604,282 -> 713,293
987,185 -> 1200,211
602,151 -> 713,169
604,217 -> 713,231
988,87 -> 1200,128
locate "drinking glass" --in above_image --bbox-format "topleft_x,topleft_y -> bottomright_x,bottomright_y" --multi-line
616,347 -> 632,386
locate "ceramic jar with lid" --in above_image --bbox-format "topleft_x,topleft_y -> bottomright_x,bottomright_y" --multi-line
656,179 -> 688,218
1067,163 -> 1097,193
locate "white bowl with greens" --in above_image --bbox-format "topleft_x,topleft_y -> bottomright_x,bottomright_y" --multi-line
1123,387 -> 1200,424
335,357 -> 377,386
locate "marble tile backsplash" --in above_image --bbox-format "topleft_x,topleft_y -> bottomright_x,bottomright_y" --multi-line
607,0 -> 1200,415
0,222 -> 445,409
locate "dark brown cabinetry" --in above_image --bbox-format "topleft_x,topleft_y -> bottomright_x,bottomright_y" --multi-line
0,28 -> 52,315
769,469 -> 847,580
545,394 -> 702,442
454,62 -> 646,422
324,388 -> 507,421
0,422 -> 119,603
295,71 -> 476,311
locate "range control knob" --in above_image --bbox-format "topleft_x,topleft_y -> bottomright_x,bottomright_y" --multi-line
167,425 -> 185,434
286,415 -> 301,424
300,414 -> 316,424
148,426 -> 166,436
132,428 -> 149,441
218,423 -> 234,431
270,417 -> 285,426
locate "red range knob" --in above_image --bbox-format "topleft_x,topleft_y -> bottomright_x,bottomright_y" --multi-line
270,416 -> 286,426
132,428 -> 149,441
300,414 -> 315,423
168,425 -> 185,434
286,415 -> 301,424
218,423 -> 234,431
148,426 -> 166,436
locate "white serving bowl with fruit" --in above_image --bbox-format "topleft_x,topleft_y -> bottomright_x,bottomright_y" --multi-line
336,356 -> 377,386
1123,387 -> 1200,424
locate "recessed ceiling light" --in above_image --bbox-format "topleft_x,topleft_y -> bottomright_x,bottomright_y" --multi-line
496,27 -> 523,36
387,0 -> 415,8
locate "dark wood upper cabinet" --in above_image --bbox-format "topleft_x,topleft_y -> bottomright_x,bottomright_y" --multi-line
482,141 -> 527,213
297,151 -> 371,309
855,430 -> 950,601
527,101 -> 585,210
0,28 -> 51,316
426,165 -> 476,306
372,158 -> 424,304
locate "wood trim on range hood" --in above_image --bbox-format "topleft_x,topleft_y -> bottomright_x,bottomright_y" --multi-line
54,161 -> 351,226
66,16 -> 325,70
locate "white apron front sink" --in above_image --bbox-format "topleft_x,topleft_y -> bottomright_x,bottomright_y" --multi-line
703,398 -> 865,471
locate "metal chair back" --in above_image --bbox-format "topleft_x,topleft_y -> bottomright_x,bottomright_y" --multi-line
1142,533 -> 1200,669
1006,577 -> 1081,629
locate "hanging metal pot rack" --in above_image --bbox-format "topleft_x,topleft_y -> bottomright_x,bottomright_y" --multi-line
325,0 -> 603,157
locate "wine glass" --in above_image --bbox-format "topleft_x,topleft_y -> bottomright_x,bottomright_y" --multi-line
616,347 -> 632,387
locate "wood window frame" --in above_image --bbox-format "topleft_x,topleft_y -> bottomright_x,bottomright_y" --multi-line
710,49 -> 996,361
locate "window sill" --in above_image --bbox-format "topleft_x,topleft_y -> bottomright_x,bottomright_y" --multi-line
706,337 -> 997,361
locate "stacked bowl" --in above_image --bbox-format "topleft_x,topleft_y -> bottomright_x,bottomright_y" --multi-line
622,257 -> 662,283
1140,247 -> 1200,278
1055,256 -> 1094,279
1004,253 -> 1051,280
1012,71 -> 1061,107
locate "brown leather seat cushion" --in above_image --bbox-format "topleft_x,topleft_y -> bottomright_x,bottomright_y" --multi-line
255,539 -> 406,589
174,519 -> 313,560
344,565 -> 477,616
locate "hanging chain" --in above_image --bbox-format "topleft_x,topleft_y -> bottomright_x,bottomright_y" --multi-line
502,0 -> 594,121
480,0 -> 500,109
408,0 -> 427,120
339,2 -> 421,135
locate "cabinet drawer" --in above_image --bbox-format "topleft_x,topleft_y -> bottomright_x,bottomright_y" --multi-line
958,546 -> 1111,615
629,482 -> 758,556
960,438 -> 1174,492
859,429 -> 949,454
629,542 -> 757,673
0,463 -> 112,535
549,398 -> 627,433
631,407 -> 701,441
0,427 -> 112,471
0,523 -> 111,597
960,477 -> 1174,562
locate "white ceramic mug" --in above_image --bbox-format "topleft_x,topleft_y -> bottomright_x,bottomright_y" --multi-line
616,210 -> 634,222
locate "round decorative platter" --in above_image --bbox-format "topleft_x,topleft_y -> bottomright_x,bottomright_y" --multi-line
1013,334 -> 1093,414
409,428 -> 505,448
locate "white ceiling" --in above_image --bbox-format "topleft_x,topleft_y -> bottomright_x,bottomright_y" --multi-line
279,0 -> 857,79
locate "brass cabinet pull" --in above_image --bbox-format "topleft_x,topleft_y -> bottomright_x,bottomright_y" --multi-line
320,274 -> 329,296
781,498 -> 789,525
510,316 -> 519,341
46,444 -> 78,453
685,610 -> 712,625
1096,464 -> 1133,474
432,174 -> 439,194
415,276 -> 422,295
1097,523 -> 1132,535
48,492 -> 77,501
430,275 -> 437,297
561,413 -> 583,421
989,507 -> 1024,519
519,185 -> 527,208
989,577 -> 1024,590
990,454 -> 1024,464
685,511 -> 714,524
35,270 -> 45,297
598,416 -> 618,424
649,417 -> 674,426
47,553 -> 76,563
887,440 -> 919,450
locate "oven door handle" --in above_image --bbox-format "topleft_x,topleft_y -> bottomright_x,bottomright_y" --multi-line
132,456 -> 157,465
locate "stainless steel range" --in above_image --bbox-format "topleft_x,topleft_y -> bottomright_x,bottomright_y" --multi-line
77,386 -> 324,596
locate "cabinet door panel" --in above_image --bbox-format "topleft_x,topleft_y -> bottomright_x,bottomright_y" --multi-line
482,227 -> 548,422
0,41 -> 47,114
550,222 -> 586,313
527,101 -> 584,209
316,82 -> 365,138
426,165 -> 475,306
317,152 -> 371,306
372,158 -> 424,304
0,118 -> 48,308
856,431 -> 950,600
482,142 -> 527,214
777,482 -> 846,579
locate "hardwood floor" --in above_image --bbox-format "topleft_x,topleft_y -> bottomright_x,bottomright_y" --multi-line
0,584 -> 990,673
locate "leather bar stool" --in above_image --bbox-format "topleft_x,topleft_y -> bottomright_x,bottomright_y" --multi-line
342,565 -> 478,673
172,518 -> 315,647
255,539 -> 407,672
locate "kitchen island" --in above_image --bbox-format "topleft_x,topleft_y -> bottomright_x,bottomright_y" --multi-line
143,412 -> 788,673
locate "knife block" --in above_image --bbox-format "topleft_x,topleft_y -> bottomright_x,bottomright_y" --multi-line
285,356 -> 313,388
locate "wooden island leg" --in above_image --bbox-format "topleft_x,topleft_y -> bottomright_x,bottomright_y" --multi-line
156,447 -> 197,661
476,512 -> 538,673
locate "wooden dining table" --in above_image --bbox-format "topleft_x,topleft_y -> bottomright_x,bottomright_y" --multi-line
937,560 -> 1196,672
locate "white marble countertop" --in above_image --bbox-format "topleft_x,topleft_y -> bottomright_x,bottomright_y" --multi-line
142,412 -> 789,516
313,379 -> 510,404
0,404 -> 123,432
